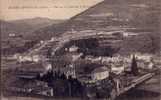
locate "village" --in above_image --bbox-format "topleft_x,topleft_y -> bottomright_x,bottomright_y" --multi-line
2,29 -> 160,100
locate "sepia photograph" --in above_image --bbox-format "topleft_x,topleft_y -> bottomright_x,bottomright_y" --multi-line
1,0 -> 161,100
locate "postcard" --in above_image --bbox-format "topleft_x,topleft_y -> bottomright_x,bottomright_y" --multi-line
1,0 -> 160,100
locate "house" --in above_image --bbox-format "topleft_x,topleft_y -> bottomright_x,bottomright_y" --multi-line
69,45 -> 79,52
123,32 -> 138,37
32,55 -> 41,62
9,33 -> 16,37
17,54 -> 43,63
18,55 -> 33,62
134,53 -> 152,62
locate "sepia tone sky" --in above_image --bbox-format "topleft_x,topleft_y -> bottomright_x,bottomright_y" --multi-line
0,0 -> 103,21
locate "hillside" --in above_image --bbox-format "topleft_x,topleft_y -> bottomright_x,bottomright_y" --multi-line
33,0 -> 160,39
32,0 -> 160,54
0,18 -> 64,40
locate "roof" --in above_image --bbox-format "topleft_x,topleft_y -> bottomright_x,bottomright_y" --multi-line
17,75 -> 36,79
92,66 -> 109,73
10,80 -> 49,91
17,63 -> 46,73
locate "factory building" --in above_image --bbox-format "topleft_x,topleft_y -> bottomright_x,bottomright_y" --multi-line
91,66 -> 109,81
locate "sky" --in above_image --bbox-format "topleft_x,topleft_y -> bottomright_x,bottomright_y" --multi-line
0,0 -> 103,21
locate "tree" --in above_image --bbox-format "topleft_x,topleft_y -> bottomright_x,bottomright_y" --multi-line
47,48 -> 52,58
131,55 -> 139,76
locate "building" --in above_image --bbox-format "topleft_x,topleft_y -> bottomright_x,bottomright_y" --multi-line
66,64 -> 76,79
123,32 -> 138,37
68,45 -> 79,52
133,53 -> 153,62
16,62 -> 46,77
17,54 -> 43,63
91,66 -> 109,81
9,80 -> 53,96
111,64 -> 125,75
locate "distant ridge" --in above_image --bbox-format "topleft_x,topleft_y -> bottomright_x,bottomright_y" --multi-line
1,17 -> 65,40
